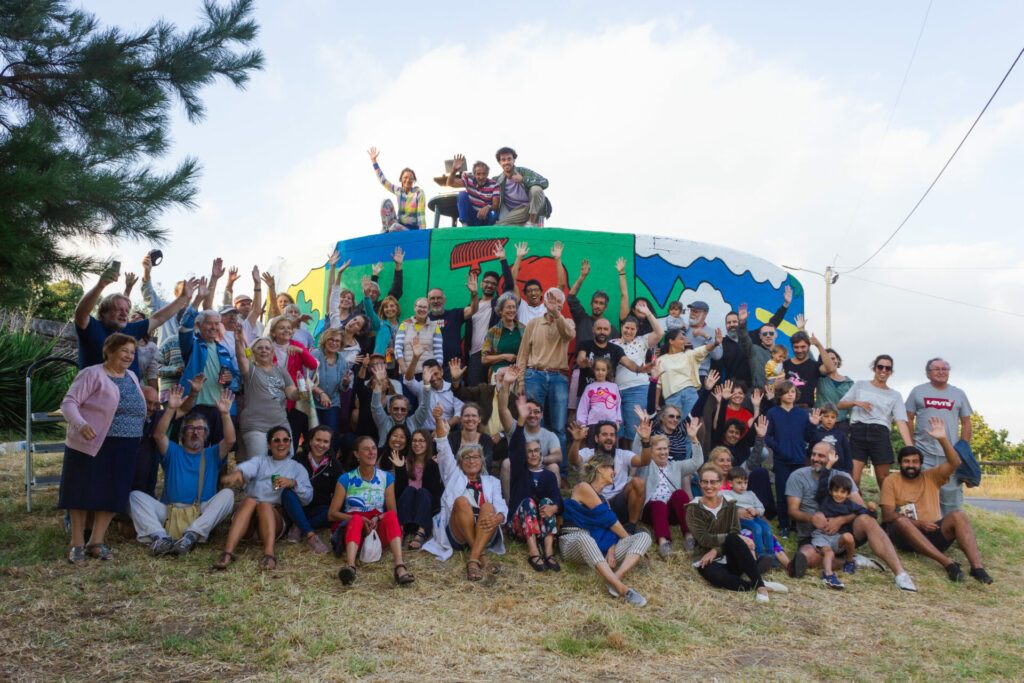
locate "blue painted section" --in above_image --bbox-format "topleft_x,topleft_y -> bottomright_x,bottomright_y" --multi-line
329,230 -> 430,268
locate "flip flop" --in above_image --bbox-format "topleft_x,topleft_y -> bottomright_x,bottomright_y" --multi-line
212,551 -> 235,570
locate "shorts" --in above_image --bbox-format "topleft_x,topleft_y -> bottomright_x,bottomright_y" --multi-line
850,422 -> 894,466
446,513 -> 499,551
888,517 -> 954,553
800,530 -> 868,550
811,529 -> 849,553
607,490 -> 631,524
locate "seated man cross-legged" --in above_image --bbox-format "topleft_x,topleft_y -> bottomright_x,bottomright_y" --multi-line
568,419 -> 648,534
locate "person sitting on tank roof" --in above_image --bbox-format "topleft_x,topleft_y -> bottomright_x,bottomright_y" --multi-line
493,146 -> 551,227
445,153 -> 499,227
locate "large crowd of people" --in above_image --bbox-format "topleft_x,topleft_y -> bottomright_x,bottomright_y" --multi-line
57,175 -> 992,603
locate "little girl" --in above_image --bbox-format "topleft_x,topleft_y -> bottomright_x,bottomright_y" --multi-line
575,358 -> 622,445
765,344 -> 788,385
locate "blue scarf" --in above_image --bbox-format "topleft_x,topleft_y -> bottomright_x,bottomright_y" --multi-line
563,498 -> 620,553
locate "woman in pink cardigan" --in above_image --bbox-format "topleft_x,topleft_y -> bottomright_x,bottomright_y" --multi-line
60,333 -> 146,565
267,316 -> 318,448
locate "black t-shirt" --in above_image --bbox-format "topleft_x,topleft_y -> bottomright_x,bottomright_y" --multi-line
783,356 -> 822,407
429,308 -> 466,363
575,340 -> 626,400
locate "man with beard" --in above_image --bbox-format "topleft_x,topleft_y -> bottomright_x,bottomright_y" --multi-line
178,309 -> 241,445
500,396 -> 562,500
881,418 -> 992,584
493,146 -> 550,227
427,273 -> 479,374
445,154 -> 500,226
783,331 -> 834,409
129,387 -> 237,557
75,270 -> 198,377
574,318 -> 641,403
464,244 -> 516,387
786,440 -> 917,591
564,257 -> 619,345
568,420 -> 647,533
715,290 -> 791,383
736,286 -> 795,389
683,301 -> 723,383
403,358 -> 463,432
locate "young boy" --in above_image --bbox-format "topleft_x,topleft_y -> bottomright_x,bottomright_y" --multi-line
808,404 -> 853,473
664,301 -> 686,332
764,344 -> 788,385
813,454 -> 870,589
722,467 -> 791,572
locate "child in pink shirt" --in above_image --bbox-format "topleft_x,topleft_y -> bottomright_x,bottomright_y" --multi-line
576,358 -> 622,444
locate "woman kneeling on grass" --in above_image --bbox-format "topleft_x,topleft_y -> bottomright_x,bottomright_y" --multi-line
422,406 -> 508,581
560,455 -> 652,606
328,435 -> 414,586
214,426 -> 313,570
686,463 -> 787,602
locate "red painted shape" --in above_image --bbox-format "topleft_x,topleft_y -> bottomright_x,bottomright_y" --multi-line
450,238 -> 509,275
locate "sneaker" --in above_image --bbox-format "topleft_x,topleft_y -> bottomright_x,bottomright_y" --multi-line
763,580 -> 788,593
286,524 -> 302,543
622,588 -> 647,607
945,561 -> 965,583
822,572 -> 845,590
788,551 -> 808,579
150,536 -> 175,557
755,589 -> 770,603
970,567 -> 993,584
843,561 -> 856,575
608,585 -> 620,598
756,555 -> 774,575
854,554 -> 885,572
657,541 -> 673,559
305,532 -> 328,555
894,572 -> 918,592
338,565 -> 356,586
684,535 -> 696,553
779,527 -> 790,539
171,531 -> 199,556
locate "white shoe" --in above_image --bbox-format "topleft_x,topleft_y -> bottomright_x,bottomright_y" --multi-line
894,572 -> 918,592
762,580 -> 788,593
755,589 -> 770,603
608,585 -> 620,598
854,554 -> 885,571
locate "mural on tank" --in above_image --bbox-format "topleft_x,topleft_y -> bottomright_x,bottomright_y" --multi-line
278,227 -> 803,346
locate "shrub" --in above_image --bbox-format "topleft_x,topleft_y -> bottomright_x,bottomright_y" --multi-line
0,326 -> 75,431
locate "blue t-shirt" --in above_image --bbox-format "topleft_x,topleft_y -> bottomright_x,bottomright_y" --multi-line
429,308 -> 466,364
76,316 -> 150,377
338,467 -> 394,513
160,442 -> 224,505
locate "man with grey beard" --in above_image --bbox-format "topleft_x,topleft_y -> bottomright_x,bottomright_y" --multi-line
714,286 -> 791,384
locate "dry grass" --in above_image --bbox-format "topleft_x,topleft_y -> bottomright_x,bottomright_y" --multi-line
2,447 -> 1024,681
972,469 -> 1024,500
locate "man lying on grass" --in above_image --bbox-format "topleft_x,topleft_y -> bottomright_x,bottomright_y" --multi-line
881,417 -> 993,584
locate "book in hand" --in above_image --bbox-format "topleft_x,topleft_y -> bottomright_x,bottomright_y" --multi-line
897,503 -> 918,520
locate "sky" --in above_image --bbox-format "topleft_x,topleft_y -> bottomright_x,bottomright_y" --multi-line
77,1 -> 1024,438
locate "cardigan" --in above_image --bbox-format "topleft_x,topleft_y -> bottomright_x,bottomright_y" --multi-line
685,497 -> 741,558
392,457 -> 444,516
636,443 -> 705,504
62,364 -> 145,456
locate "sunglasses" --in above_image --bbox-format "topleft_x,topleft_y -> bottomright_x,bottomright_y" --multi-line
760,331 -> 775,337
700,479 -> 721,485
875,365 -> 893,372
271,436 -> 292,443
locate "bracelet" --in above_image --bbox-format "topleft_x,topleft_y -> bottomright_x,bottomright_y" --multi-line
641,440 -> 651,447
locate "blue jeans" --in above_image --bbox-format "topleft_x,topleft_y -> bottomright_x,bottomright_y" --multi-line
457,192 -> 497,226
741,517 -> 775,557
280,488 -> 329,536
524,369 -> 568,467
619,385 -> 649,441
664,385 -> 698,419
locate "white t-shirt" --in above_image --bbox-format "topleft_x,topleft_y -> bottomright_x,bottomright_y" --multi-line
470,302 -> 493,355
517,299 -> 546,326
841,380 -> 908,427
578,447 -> 635,498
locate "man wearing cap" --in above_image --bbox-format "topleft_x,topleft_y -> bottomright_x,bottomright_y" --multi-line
685,301 -> 723,382
222,265 -> 264,345
178,309 -> 241,445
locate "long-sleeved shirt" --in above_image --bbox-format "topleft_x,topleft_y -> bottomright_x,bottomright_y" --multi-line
576,381 -> 622,426
141,278 -> 180,347
765,405 -> 816,465
370,385 -> 433,449
657,346 -> 711,397
374,163 -> 426,229
515,314 -> 575,372
394,318 -> 443,374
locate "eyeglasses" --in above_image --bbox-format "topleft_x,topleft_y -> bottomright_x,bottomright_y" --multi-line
183,426 -> 207,433
699,478 -> 721,486
663,414 -> 681,420
391,406 -> 408,413
760,331 -> 775,337
462,454 -> 482,461
271,437 -> 292,443
875,365 -> 893,372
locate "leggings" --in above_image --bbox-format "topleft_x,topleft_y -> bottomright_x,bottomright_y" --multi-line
560,529 -> 652,568
696,533 -> 765,592
641,489 -> 691,540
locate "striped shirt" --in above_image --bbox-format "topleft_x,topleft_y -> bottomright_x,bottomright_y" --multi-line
374,163 -> 426,229
460,172 -> 500,210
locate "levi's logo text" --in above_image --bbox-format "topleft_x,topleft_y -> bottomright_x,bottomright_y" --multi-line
923,398 -> 954,411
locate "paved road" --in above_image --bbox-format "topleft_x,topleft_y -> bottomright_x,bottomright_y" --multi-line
965,497 -> 1024,518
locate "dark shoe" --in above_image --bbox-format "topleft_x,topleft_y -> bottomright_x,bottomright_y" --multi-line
86,543 -> 113,561
171,532 -> 199,556
339,565 -> 356,585
545,555 -> 561,572
970,567 -> 993,584
756,555 -> 774,575
945,561 -> 965,583
407,529 -> 427,551
211,551 -> 234,570
822,572 -> 845,590
788,551 -> 808,579
779,528 -> 790,540
394,563 -> 415,585
527,554 -> 547,572
68,545 -> 87,566
843,560 -> 856,575
259,554 -> 277,571
150,536 -> 175,557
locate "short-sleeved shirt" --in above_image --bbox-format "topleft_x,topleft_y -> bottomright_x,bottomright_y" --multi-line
783,357 -> 822,406
160,442 -> 224,505
905,383 -> 972,468
578,447 -> 635,499
429,308 -> 466,364
517,299 -> 546,326
338,467 -> 394,513
235,455 -> 309,504
76,317 -> 150,377
785,466 -> 859,541
460,172 -> 500,210
576,340 -> 626,396
524,427 -> 560,457
196,342 -> 223,406
815,375 -> 854,421
841,381 -> 908,428
239,364 -> 293,433
880,467 -> 949,524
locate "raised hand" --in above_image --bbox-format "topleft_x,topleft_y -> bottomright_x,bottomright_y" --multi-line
704,369 -> 721,391
514,384 -> 528,416
195,276 -> 210,299
180,277 -> 200,300
410,336 -> 423,357
722,379 -> 734,397
783,284 -> 793,306
615,256 -> 626,275
466,271 -> 478,294
452,154 -> 466,172
810,332 -> 823,348
567,421 -> 587,443
764,382 -> 775,401
368,146 -> 380,164
216,388 -> 235,414
251,265 -> 261,283
260,272 -> 275,289
809,408 -> 821,426
515,241 -> 529,259
431,403 -> 444,423
492,242 -> 507,261
796,314 -> 806,330
371,364 -> 388,383
686,416 -> 702,440
579,259 -> 590,278
226,266 -> 241,288
123,271 -> 138,289
392,246 -> 404,267
328,249 -> 341,267
737,302 -> 748,323
925,416 -> 948,441
210,258 -> 225,280
635,300 -> 651,318
712,385 -> 723,402
167,384 -> 185,411
713,328 -> 723,345
188,372 -> 206,396
337,259 -> 351,273
826,450 -> 839,468
448,358 -> 464,380
503,364 -> 520,385
635,412 -> 652,441
141,254 -> 153,279
435,417 -> 449,439
550,241 -> 564,259
754,414 -> 769,438
751,387 -> 763,406
389,450 -> 406,469
361,275 -> 373,296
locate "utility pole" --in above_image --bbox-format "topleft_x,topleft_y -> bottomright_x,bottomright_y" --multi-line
782,264 -> 839,348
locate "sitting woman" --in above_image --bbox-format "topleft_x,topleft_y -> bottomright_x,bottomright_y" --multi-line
422,408 -> 508,581
560,454 -> 652,606
214,426 -> 313,570
500,386 -> 563,572
327,435 -> 414,586
283,425 -> 344,554
368,146 -> 426,231
637,416 -> 705,558
389,428 -> 442,551
686,463 -> 787,602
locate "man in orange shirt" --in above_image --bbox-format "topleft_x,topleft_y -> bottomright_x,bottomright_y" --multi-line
881,417 -> 992,584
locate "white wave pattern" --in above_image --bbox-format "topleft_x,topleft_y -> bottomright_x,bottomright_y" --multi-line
634,235 -> 790,288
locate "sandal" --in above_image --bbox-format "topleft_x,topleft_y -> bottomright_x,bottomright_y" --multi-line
86,543 -> 113,561
480,555 -> 501,575
259,554 -> 277,570
466,559 -> 483,581
544,555 -> 561,572
527,554 -> 547,572
212,551 -> 235,570
394,563 -> 415,585
408,529 -> 427,551
68,545 -> 87,566
338,565 -> 356,585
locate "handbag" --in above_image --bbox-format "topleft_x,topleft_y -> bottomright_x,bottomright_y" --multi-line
359,529 -> 382,563
165,449 -> 206,538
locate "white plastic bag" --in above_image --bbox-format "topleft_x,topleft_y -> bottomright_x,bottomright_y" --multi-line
359,530 -> 382,563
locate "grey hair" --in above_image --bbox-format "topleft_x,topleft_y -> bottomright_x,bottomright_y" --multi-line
456,442 -> 484,466
926,357 -> 950,372
495,291 -> 518,312
194,310 -> 221,327
545,287 -> 565,304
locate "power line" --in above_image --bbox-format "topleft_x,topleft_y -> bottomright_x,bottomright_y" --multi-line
844,274 -> 1024,318
842,43 -> 1024,275
836,266 -> 1023,271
